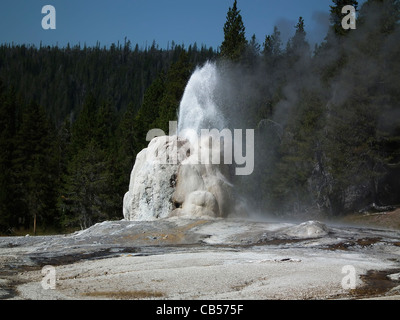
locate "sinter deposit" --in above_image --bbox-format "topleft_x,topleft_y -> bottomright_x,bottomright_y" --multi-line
124,62 -> 237,221
123,134 -> 235,221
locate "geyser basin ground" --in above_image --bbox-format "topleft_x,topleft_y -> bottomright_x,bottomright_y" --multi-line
1,218 -> 400,300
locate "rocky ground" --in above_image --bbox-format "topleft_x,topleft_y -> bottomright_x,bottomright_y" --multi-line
1,216 -> 400,300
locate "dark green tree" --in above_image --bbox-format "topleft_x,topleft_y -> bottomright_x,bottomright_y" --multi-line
69,93 -> 98,154
131,73 -> 167,151
0,85 -> 18,233
263,26 -> 282,60
154,51 -> 192,133
243,34 -> 261,66
220,0 -> 248,61
59,95 -> 120,229
269,90 -> 325,215
94,100 -> 117,150
330,0 -> 359,36
286,17 -> 311,63
12,101 -> 59,234
60,141 -> 111,229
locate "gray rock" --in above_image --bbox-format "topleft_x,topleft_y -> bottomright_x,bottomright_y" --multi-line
281,220 -> 329,239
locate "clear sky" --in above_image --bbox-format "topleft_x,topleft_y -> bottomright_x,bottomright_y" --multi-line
0,0 -> 363,49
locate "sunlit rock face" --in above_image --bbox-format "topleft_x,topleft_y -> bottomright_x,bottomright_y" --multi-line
123,136 -> 186,221
123,135 -> 234,221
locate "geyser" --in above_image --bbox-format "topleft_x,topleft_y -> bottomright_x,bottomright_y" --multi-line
177,61 -> 225,143
123,62 -> 237,221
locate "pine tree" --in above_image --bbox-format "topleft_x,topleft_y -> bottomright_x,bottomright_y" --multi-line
0,85 -> 18,233
270,90 -> 325,215
57,117 -> 72,179
60,141 -> 111,229
60,95 -> 120,229
220,0 -> 248,62
286,17 -> 311,62
12,101 -> 58,234
243,34 -> 261,66
132,73 -> 166,151
293,17 -> 307,46
69,93 -> 98,154
263,26 -> 282,60
154,51 -> 192,133
330,0 -> 359,36
94,100 -> 117,150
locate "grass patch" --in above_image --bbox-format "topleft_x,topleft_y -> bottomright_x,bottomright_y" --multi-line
82,290 -> 165,299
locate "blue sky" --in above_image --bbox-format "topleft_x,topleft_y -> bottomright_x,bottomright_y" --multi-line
0,0 -> 361,49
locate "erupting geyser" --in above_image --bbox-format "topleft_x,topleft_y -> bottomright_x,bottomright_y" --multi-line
177,62 -> 225,143
123,62 -> 237,221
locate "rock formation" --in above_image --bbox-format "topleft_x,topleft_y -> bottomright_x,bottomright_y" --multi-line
281,220 -> 329,239
123,135 -> 235,221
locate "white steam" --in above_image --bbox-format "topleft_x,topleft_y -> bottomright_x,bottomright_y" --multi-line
177,61 -> 225,143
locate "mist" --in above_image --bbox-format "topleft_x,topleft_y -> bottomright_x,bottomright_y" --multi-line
176,0 -> 400,220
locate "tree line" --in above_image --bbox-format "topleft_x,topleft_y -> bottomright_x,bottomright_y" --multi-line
1,0 -> 399,234
0,41 -> 215,234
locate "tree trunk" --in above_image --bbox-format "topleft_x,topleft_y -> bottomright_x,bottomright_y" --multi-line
33,213 -> 37,236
